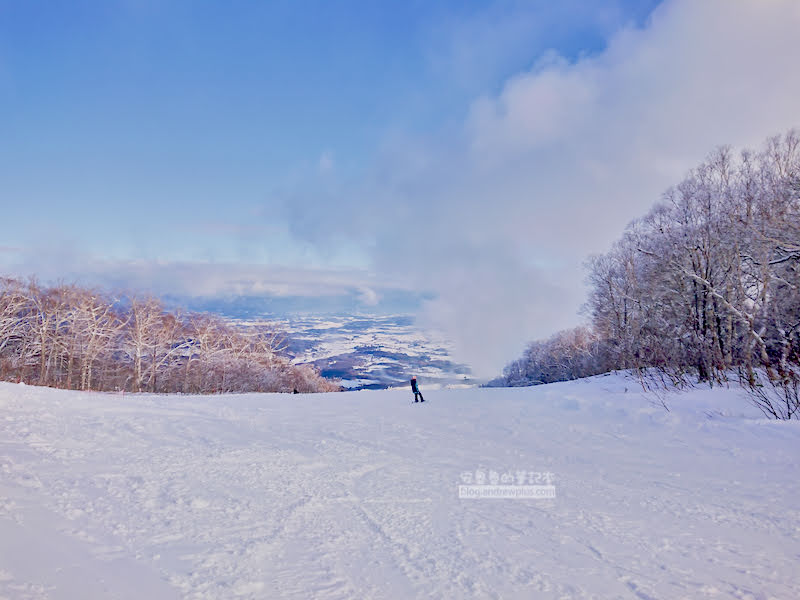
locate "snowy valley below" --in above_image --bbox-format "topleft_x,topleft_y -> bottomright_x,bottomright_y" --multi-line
263,315 -> 473,389
1,374 -> 799,599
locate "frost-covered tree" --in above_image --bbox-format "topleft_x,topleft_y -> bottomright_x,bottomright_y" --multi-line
585,130 -> 800,416
499,130 -> 800,418
0,278 -> 338,394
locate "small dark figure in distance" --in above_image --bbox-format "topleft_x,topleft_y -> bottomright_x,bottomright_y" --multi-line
411,375 -> 424,403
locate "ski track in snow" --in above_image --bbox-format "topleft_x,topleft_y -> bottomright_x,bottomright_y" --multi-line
1,375 -> 799,599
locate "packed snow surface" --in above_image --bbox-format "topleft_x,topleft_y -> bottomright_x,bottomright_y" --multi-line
1,374 -> 799,599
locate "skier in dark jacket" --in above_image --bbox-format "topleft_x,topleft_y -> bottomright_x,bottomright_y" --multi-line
411,375 -> 424,403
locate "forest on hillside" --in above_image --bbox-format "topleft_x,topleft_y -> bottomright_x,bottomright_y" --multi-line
496,131 -> 800,419
0,278 -> 338,394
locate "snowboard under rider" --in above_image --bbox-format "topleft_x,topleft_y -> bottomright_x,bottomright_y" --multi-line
411,375 -> 424,403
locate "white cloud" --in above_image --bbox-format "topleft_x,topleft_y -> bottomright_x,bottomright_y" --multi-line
319,151 -> 335,173
468,51 -> 598,154
281,0 -> 800,376
0,246 -> 408,305
423,0 -> 651,95
356,286 -> 380,306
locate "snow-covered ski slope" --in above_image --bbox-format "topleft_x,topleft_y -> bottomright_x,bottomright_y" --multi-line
1,374 -> 798,599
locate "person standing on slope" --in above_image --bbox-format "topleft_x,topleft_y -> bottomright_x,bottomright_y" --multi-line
411,375 -> 424,403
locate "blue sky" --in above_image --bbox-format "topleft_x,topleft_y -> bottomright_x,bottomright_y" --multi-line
2,0 -> 800,374
1,0 -> 657,264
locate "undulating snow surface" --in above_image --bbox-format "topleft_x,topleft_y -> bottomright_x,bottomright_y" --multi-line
1,374 -> 799,599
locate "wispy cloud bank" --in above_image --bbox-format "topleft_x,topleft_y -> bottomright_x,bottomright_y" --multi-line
0,247 -> 409,310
